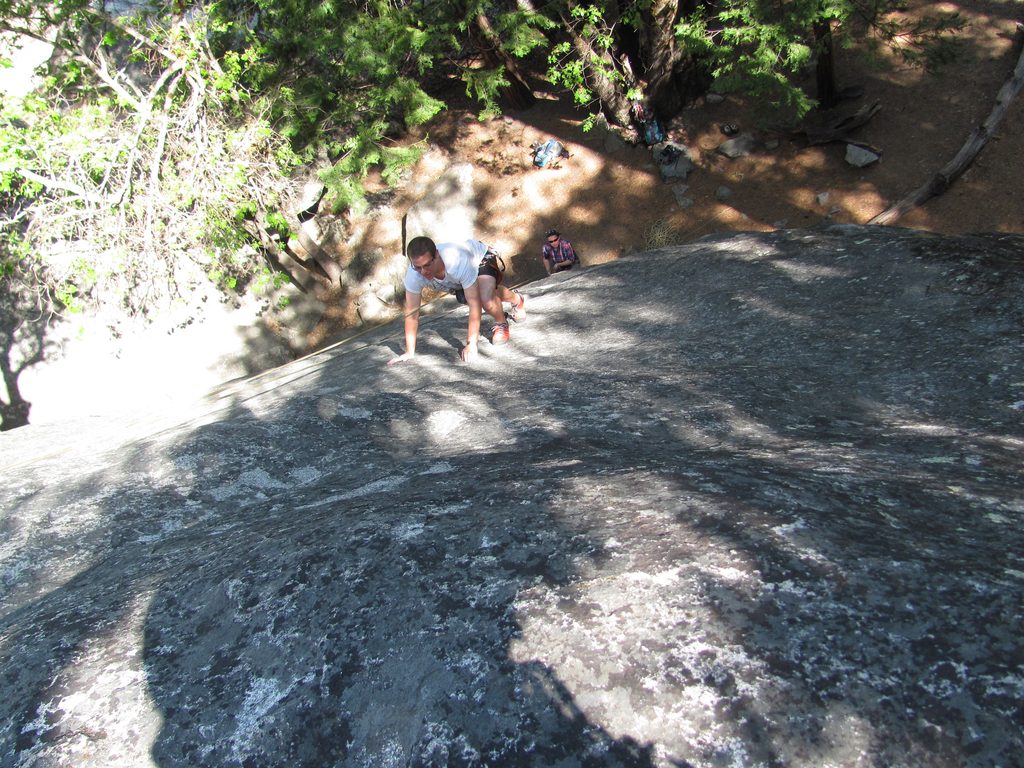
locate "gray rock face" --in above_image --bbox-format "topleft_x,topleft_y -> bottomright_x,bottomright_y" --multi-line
402,162 -> 477,247
1,225 -> 1022,767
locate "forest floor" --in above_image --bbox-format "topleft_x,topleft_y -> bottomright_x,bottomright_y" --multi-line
308,1 -> 1024,349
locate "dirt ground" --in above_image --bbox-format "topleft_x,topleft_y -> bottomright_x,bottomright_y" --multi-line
308,2 -> 1023,348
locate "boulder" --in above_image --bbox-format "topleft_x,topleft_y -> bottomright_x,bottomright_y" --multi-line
0,34 -> 53,99
402,162 -> 477,247
2,225 -> 1021,767
846,142 -> 882,168
293,179 -> 327,216
717,132 -> 757,158
653,142 -> 695,182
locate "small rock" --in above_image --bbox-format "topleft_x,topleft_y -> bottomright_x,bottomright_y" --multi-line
816,191 -> 831,207
356,293 -> 391,324
716,186 -> 732,202
705,93 -> 725,105
661,158 -> 694,182
717,133 -> 756,159
846,142 -> 881,168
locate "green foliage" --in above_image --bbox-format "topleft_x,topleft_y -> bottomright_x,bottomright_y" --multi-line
319,119 -> 428,214
265,210 -> 291,241
675,0 -> 963,123
495,8 -> 554,57
205,243 -> 258,294
252,265 -> 290,297
206,0 -> 445,140
0,93 -> 52,196
463,66 -> 511,119
547,42 -> 589,104
677,0 -> 826,122
0,228 -> 29,279
53,277 -> 84,314
545,3 -> 636,126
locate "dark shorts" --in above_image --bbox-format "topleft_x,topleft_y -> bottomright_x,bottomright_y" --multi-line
478,249 -> 504,283
478,259 -> 503,282
455,248 -> 504,304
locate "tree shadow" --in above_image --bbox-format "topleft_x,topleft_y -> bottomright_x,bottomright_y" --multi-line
1,225 -> 1021,766
0,381 -> 674,765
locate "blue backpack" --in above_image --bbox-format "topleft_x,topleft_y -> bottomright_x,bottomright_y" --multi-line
643,116 -> 665,145
632,100 -> 665,145
533,139 -> 569,168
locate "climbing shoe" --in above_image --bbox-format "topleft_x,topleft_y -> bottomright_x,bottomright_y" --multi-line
490,322 -> 510,345
508,292 -> 526,322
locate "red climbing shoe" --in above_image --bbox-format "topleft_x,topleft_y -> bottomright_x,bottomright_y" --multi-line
490,322 -> 510,344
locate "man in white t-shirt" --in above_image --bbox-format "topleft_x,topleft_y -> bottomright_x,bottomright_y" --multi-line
387,236 -> 525,365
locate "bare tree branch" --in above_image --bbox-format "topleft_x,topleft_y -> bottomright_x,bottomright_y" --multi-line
16,168 -> 105,203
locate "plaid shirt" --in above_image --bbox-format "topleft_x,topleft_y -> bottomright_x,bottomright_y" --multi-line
542,238 -> 578,265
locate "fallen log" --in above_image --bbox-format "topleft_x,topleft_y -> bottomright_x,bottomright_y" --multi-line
296,226 -> 343,285
870,24 -> 1024,226
799,100 -> 882,145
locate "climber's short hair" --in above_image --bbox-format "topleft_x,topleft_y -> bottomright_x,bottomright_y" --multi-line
407,236 -> 436,260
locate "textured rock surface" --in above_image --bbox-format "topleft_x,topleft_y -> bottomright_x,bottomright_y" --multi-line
1,224 -> 1022,767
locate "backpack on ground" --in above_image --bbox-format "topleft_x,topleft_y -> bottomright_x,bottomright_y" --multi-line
632,100 -> 665,146
643,117 -> 665,145
657,145 -> 682,164
532,139 -> 570,168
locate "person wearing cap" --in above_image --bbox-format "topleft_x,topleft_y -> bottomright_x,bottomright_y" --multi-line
542,229 -> 580,275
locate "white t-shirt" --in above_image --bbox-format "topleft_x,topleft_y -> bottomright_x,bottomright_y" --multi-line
403,239 -> 488,295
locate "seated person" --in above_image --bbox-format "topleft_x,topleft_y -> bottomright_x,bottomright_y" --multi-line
542,229 -> 579,274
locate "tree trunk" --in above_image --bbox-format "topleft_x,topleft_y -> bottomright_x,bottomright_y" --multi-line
639,0 -> 683,116
814,19 -> 840,109
471,13 -> 537,110
561,17 -> 634,128
0,363 -> 32,431
637,0 -> 710,120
